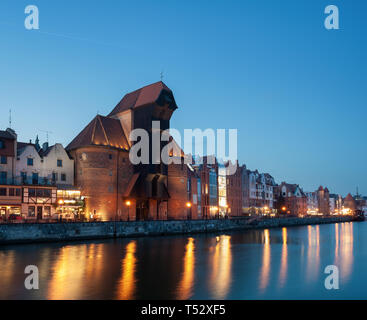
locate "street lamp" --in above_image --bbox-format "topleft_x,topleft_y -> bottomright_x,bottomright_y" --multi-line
126,200 -> 131,221
186,202 -> 192,220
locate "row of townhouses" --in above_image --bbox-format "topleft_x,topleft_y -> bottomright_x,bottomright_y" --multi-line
1,81 -> 364,222
0,128 -> 83,221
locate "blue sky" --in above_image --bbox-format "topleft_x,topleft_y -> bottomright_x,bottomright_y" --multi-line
0,0 -> 366,196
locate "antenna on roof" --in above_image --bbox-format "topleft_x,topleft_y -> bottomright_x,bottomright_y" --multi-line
40,130 -> 53,143
9,109 -> 12,128
160,70 -> 164,81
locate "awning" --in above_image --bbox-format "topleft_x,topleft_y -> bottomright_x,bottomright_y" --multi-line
123,173 -> 140,198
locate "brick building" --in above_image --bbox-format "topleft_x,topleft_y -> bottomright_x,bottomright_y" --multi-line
242,167 -> 276,214
67,81 -> 202,221
226,162 -> 242,217
317,186 -> 330,215
275,182 -> 307,216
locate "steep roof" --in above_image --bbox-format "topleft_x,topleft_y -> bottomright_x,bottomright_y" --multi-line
17,142 -> 36,156
108,81 -> 176,116
66,115 -> 129,151
344,193 -> 355,202
0,130 -> 15,140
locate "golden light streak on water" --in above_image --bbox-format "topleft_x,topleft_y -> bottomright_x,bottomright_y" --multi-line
338,222 -> 354,281
209,235 -> 232,299
48,245 -> 89,299
0,251 -> 15,291
334,223 -> 339,263
116,241 -> 137,300
259,229 -> 271,292
279,228 -> 288,288
176,237 -> 195,300
306,225 -> 320,282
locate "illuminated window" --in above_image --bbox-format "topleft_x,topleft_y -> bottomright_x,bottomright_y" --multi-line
28,206 -> 35,217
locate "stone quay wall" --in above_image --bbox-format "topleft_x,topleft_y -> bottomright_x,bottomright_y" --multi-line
0,216 -> 354,245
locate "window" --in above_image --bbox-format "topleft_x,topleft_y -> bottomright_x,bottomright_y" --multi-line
15,188 -> 21,196
28,206 -> 35,217
32,172 -> 39,185
21,172 -> 27,184
52,172 -> 58,182
0,188 -> 6,196
0,156 -> 7,164
9,188 -> 15,196
0,140 -> 4,149
0,171 -> 7,184
57,159 -> 63,167
27,158 -> 33,166
44,206 -> 51,217
61,173 -> 66,181
109,154 -> 112,160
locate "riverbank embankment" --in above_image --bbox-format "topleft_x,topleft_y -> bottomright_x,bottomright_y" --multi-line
0,216 -> 354,245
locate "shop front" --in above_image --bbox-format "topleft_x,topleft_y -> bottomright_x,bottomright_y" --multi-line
56,188 -> 85,221
22,186 -> 57,220
0,185 -> 22,222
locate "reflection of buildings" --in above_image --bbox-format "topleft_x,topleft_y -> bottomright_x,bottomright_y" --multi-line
279,228 -> 288,288
176,237 -> 195,300
333,223 -> 354,281
209,235 -> 232,299
116,241 -> 137,300
306,225 -> 320,281
259,229 -> 271,291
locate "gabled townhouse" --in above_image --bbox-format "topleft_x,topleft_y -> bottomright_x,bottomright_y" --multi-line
274,182 -> 307,216
242,167 -> 276,214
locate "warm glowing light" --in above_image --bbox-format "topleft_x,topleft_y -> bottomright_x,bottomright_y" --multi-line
186,202 -> 192,208
282,207 -> 287,212
125,200 -> 131,207
58,200 -> 64,205
176,238 -> 195,299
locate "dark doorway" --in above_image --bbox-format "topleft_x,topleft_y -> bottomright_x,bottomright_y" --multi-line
136,200 -> 149,221
37,207 -> 43,220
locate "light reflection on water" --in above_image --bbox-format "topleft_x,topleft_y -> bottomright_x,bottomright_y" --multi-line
0,222 -> 364,300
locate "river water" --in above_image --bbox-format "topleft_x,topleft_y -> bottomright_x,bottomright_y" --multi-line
0,221 -> 365,300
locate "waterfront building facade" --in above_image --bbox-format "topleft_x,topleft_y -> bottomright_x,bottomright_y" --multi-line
193,156 -> 219,219
242,167 -> 276,214
317,186 -> 330,215
226,162 -> 242,217
67,82 -> 180,221
306,191 -> 319,214
275,182 -> 307,216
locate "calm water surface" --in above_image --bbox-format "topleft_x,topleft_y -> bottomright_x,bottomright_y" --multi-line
0,222 -> 365,300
